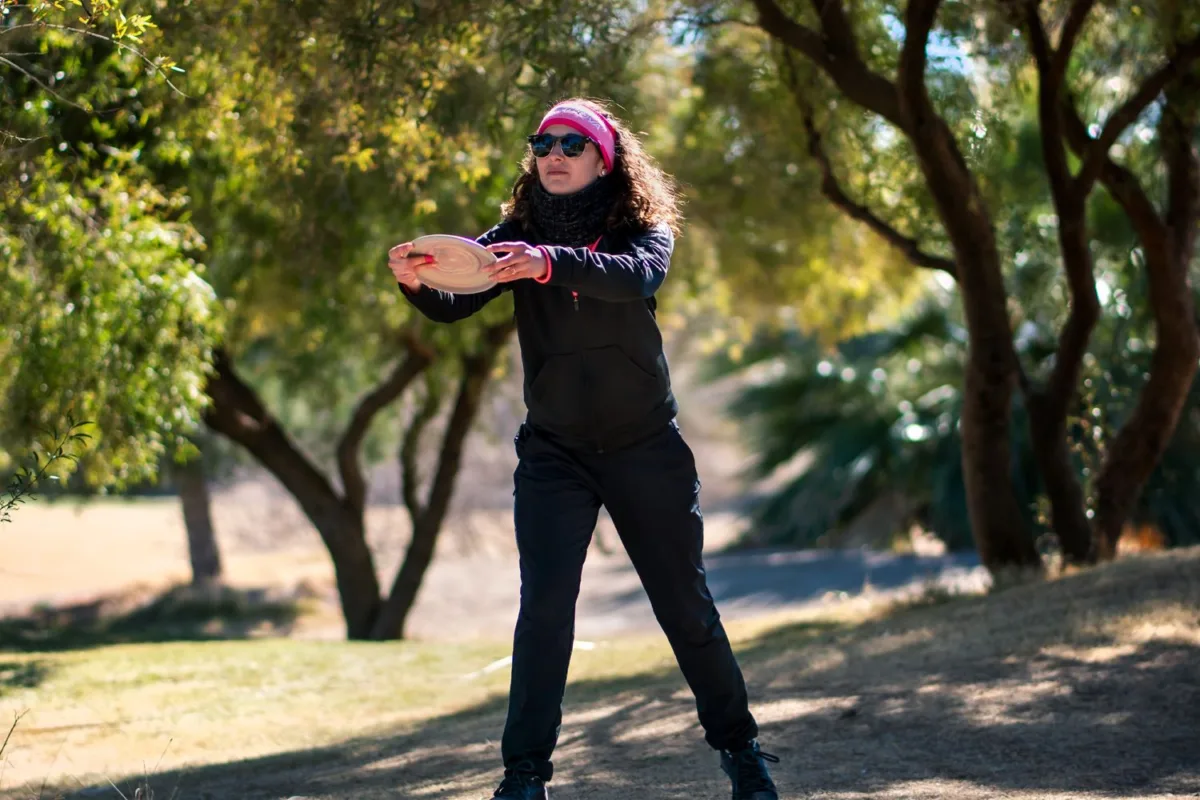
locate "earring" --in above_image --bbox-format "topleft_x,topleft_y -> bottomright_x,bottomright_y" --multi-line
599,169 -> 607,176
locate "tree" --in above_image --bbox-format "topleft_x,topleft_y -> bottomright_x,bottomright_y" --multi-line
659,24 -> 926,344
1,0 -> 214,489
4,0 -> 662,639
175,437 -> 222,586
679,0 -> 1199,571
972,0 -> 1198,563
709,276 -> 1200,553
142,0 -> 662,639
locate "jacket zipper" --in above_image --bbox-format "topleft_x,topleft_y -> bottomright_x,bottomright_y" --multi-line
573,236 -> 602,313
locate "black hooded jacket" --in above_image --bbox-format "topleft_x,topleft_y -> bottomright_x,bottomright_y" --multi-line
401,219 -> 678,452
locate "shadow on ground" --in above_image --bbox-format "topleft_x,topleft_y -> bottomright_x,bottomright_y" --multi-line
0,658 -> 52,696
59,553 -> 1200,800
0,584 -> 304,652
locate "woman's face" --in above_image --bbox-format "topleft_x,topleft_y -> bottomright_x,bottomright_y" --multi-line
535,124 -> 606,195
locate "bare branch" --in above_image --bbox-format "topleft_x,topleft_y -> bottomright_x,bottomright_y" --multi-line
0,56 -> 90,111
791,79 -> 956,277
1075,36 -> 1200,194
38,24 -> 190,97
416,321 -> 513,531
337,347 -> 431,513
671,13 -> 756,31
204,349 -> 351,546
0,130 -> 44,151
370,320 -> 515,640
1023,2 -> 1054,73
399,383 -> 440,522
750,0 -> 906,127
897,0 -> 972,198
1054,0 -> 1096,76
0,22 -> 45,39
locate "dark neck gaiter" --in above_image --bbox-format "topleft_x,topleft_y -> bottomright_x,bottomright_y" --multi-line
527,174 -> 617,246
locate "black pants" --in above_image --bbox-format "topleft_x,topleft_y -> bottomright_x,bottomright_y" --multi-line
500,420 -> 758,780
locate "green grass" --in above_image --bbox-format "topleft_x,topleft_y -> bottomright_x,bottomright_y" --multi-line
0,600 -> 853,797
1,549 -> 1198,800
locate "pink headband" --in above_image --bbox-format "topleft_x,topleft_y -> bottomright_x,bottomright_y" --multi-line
535,102 -> 617,172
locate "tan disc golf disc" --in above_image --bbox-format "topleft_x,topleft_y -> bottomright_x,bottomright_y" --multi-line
410,234 -> 498,294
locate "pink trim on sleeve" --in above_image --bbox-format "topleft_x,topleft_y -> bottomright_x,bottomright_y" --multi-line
534,246 -> 553,284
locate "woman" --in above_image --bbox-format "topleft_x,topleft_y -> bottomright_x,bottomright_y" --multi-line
388,99 -> 780,800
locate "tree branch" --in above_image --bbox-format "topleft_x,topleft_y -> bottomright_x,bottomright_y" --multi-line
1023,0 -> 1099,421
1054,0 -> 1095,77
1089,71 -> 1200,559
417,321 -> 514,530
895,0 -> 986,216
1075,36 -> 1200,194
1163,73 -> 1199,266
369,320 -> 515,640
898,0 -> 941,122
336,345 -> 431,513
1062,95 -> 1163,242
0,55 -> 89,111
1024,1 -> 1074,193
807,0 -> 858,60
750,0 -> 907,128
31,24 -> 189,97
204,348 -> 383,634
204,349 -> 352,552
399,382 -> 440,521
748,0 -> 829,64
794,90 -> 956,276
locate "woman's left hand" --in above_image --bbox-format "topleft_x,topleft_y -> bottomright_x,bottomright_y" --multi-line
484,242 -> 548,283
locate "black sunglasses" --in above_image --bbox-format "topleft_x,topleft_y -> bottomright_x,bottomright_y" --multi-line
526,132 -> 595,158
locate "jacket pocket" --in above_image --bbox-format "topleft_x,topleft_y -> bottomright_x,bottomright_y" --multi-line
526,353 -> 587,429
584,345 -> 668,429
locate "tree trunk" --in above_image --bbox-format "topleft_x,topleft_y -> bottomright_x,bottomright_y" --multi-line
896,12 -> 1040,573
1026,396 -> 1093,562
1092,324 -> 1199,559
957,332 -> 1041,572
1018,11 -> 1100,565
754,0 -> 1039,573
1072,75 -> 1200,560
370,321 -> 514,640
176,442 -> 223,586
204,349 -> 383,639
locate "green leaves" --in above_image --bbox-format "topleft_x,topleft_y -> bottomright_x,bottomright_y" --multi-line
0,155 -> 221,488
662,16 -> 931,342
0,418 -> 91,523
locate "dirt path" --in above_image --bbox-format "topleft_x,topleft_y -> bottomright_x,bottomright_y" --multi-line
1,496 -> 980,643
50,549 -> 1200,800
400,541 -> 984,641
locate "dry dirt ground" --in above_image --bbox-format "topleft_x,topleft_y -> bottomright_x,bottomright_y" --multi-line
0,493 -> 979,644
9,344 -> 1151,650
0,351 -> 970,642
4,549 -> 1197,800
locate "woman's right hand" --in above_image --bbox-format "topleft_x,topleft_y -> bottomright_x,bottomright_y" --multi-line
388,242 -> 436,291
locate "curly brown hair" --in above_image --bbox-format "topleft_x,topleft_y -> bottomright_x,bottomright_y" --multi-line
501,97 -> 683,236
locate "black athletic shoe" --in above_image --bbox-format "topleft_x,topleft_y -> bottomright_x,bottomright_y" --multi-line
491,760 -> 548,799
720,739 -> 780,800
